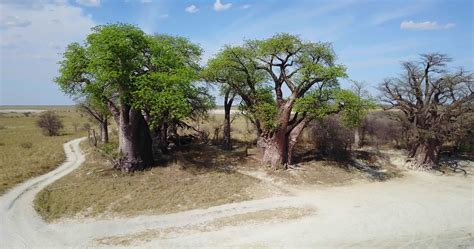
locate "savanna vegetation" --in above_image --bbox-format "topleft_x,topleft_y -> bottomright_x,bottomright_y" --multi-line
3,22 -> 472,220
0,107 -> 89,194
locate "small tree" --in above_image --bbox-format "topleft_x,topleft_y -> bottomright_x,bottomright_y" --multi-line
77,96 -> 110,143
37,111 -> 63,136
349,81 -> 374,148
312,115 -> 353,159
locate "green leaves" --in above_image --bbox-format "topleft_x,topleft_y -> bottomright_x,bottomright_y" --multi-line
294,88 -> 374,128
335,90 -> 375,128
56,23 -> 212,127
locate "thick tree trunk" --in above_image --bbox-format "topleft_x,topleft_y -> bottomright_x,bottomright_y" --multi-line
287,118 -> 309,165
116,107 -> 154,172
408,139 -> 441,170
258,129 -> 288,169
99,121 -> 108,143
258,104 -> 308,169
223,92 -> 234,150
354,128 -> 365,148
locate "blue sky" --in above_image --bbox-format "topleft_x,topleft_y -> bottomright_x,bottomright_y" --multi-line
1,0 -> 473,105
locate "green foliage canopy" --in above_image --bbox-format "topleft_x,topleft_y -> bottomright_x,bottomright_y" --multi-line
55,24 -> 212,127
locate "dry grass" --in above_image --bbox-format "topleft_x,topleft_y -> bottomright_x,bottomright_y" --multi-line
0,106 -> 89,195
187,113 -> 257,143
96,207 -> 315,246
33,112 -> 392,222
34,140 -> 271,221
264,160 -> 367,186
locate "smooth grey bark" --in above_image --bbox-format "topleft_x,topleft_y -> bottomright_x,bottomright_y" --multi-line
99,121 -> 109,143
110,102 -> 154,172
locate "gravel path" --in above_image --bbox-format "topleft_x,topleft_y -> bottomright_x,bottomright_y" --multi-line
0,137 -> 472,248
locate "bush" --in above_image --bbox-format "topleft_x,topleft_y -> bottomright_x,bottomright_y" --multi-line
311,115 -> 352,159
37,111 -> 63,136
20,142 -> 33,149
82,123 -> 91,131
72,122 -> 80,132
362,111 -> 407,149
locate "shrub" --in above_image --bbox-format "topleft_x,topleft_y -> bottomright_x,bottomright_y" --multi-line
311,115 -> 352,159
37,111 -> 63,136
20,142 -> 33,149
72,122 -> 80,132
82,123 -> 91,131
0,125 -> 6,130
362,111 -> 407,149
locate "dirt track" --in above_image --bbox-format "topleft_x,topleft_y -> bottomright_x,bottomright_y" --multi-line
0,137 -> 473,248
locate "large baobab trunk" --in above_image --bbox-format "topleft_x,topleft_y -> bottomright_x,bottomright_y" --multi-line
99,121 -> 108,143
258,105 -> 309,169
408,139 -> 441,170
223,91 -> 234,150
258,129 -> 288,169
114,106 -> 154,172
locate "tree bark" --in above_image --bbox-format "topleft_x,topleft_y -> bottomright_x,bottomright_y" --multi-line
287,118 -> 310,165
257,104 -> 309,169
257,129 -> 288,169
223,91 -> 234,150
408,139 -> 441,170
99,121 -> 108,143
354,128 -> 364,148
115,106 -> 154,172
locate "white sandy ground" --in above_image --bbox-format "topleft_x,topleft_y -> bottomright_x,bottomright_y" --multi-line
0,137 -> 473,248
0,109 -> 46,113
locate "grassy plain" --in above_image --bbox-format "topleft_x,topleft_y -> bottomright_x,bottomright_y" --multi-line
34,140 -> 270,221
0,106 -> 89,194
31,111 -> 393,221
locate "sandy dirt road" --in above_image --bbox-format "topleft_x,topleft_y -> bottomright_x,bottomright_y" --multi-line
0,137 -> 473,248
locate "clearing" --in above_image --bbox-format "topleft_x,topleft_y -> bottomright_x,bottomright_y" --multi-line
1,137 -> 472,247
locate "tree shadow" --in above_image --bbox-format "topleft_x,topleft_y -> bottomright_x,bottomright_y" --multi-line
162,143 -> 251,175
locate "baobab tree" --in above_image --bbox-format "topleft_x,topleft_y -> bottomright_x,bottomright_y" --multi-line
380,53 -> 473,170
207,34 -> 366,168
56,24 -> 154,171
248,34 -> 363,168
56,24 -> 208,171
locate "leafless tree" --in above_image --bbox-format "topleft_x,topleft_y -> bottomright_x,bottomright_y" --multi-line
37,111 -> 64,136
380,53 -> 473,169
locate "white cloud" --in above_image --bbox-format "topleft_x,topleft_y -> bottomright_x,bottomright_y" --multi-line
0,0 -> 67,9
213,0 -> 232,11
141,0 -> 152,3
75,0 -> 100,7
241,4 -> 251,9
400,20 -> 455,30
0,1 -> 96,104
185,4 -> 199,13
0,15 -> 32,29
159,14 -> 169,19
